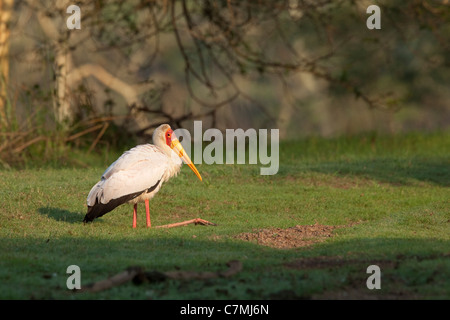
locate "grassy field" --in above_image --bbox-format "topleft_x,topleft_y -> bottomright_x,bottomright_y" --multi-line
0,131 -> 449,300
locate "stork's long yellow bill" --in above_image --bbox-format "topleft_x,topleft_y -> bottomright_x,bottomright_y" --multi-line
170,138 -> 202,181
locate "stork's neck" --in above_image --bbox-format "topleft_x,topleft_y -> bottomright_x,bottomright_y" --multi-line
154,138 -> 171,155
169,149 -> 183,166
153,140 -> 182,166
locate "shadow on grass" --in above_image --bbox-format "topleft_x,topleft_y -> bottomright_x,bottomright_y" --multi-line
38,207 -> 86,224
0,232 -> 449,299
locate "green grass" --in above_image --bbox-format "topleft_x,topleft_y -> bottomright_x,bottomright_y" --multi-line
0,131 -> 449,299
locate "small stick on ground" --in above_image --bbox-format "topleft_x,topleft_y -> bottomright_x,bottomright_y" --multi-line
155,218 -> 217,229
78,260 -> 241,293
79,267 -> 143,293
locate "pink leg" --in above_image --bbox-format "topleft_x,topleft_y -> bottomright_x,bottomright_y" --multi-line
145,199 -> 151,228
132,204 -> 137,228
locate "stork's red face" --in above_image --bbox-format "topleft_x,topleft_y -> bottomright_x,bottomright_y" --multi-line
165,128 -> 202,181
165,129 -> 174,146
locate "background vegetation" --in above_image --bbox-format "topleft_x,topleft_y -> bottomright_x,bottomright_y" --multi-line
0,0 -> 449,168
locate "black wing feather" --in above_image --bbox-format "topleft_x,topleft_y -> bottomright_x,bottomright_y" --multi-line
83,179 -> 161,223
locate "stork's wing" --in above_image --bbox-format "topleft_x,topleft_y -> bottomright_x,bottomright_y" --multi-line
87,144 -> 169,206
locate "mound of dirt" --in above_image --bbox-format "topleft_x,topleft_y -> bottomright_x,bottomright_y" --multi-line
235,224 -> 339,249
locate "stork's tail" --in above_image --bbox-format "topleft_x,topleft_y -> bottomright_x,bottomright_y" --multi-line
83,203 -> 110,223
83,190 -> 145,223
83,179 -> 161,223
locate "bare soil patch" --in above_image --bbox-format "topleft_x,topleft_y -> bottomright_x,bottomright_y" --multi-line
235,224 -> 345,249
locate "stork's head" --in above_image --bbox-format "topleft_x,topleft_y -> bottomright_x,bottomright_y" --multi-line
153,124 -> 202,181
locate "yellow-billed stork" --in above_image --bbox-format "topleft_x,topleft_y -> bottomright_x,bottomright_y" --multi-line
83,124 -> 215,228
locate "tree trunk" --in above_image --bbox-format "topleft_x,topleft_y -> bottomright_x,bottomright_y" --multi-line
0,0 -> 13,129
34,1 -> 75,126
33,1 -> 154,129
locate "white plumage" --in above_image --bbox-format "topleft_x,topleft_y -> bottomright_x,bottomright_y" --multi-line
86,144 -> 180,207
83,124 -> 211,228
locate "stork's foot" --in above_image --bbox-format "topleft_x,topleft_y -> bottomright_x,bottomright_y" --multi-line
155,218 -> 217,229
